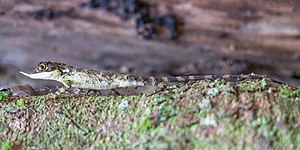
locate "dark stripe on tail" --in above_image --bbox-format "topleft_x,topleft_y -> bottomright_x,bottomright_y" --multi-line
142,74 -> 266,85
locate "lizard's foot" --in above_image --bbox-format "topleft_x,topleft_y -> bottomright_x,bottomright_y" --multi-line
55,87 -> 70,95
111,89 -> 121,96
86,89 -> 102,96
147,83 -> 178,96
74,88 -> 89,95
146,84 -> 168,96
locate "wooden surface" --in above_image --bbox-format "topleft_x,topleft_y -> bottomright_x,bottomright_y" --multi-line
0,0 -> 299,87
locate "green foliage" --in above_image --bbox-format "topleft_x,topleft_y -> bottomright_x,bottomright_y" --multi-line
137,114 -> 155,133
279,85 -> 300,100
1,141 -> 11,150
213,78 -> 227,87
238,78 -> 267,91
259,78 -> 267,90
16,99 -> 25,107
0,92 -> 10,102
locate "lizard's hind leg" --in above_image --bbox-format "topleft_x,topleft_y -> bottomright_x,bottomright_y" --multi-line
86,89 -> 103,96
147,83 -> 176,96
56,79 -> 72,95
111,89 -> 121,96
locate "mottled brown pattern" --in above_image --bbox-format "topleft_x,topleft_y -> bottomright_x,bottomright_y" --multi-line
28,61 -> 270,90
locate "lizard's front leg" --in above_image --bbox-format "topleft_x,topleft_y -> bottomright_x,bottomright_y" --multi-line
57,79 -> 72,94
86,89 -> 103,96
146,83 -> 176,96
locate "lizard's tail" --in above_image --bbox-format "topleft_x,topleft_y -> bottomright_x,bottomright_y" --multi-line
142,74 -> 267,85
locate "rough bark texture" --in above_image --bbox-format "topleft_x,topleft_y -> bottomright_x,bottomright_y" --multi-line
0,79 -> 299,149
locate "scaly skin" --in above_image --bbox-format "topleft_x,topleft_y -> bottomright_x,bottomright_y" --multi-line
20,61 -> 271,91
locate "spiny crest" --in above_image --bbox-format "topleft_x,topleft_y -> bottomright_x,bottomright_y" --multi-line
34,61 -> 71,73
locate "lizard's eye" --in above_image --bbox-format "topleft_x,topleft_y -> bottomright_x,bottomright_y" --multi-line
36,63 -> 48,72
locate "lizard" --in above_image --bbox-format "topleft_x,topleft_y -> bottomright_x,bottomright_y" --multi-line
19,61 -> 284,94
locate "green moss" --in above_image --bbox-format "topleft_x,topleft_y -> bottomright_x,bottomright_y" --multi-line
1,141 -> 11,150
213,78 -> 227,87
16,99 -> 24,107
0,92 -> 10,102
279,85 -> 300,100
137,114 -> 155,133
237,78 -> 268,91
0,79 -> 299,149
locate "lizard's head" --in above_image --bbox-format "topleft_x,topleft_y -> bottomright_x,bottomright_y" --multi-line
34,61 -> 68,73
20,61 -> 71,81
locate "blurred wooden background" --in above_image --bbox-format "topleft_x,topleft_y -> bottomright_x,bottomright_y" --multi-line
0,0 -> 299,87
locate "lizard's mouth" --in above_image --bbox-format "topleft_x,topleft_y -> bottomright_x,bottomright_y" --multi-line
19,70 -> 62,81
